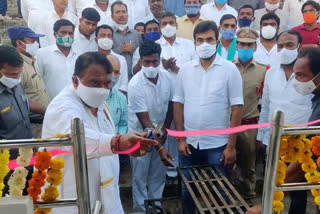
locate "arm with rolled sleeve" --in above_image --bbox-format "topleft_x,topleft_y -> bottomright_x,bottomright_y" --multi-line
128,84 -> 148,114
172,70 -> 185,104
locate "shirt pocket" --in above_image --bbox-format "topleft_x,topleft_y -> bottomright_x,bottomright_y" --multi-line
0,103 -> 23,130
207,81 -> 225,102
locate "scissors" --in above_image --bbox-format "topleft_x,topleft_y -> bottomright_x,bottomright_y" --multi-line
140,123 -> 164,156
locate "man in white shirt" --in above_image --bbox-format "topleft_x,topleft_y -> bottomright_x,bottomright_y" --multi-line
36,19 -> 79,100
129,40 -> 175,214
173,20 -> 243,213
253,0 -> 290,32
39,0 -> 78,47
69,0 -> 94,17
42,51 -> 158,214
200,0 -> 237,26
73,8 -> 100,54
253,13 -> 279,66
95,25 -> 128,94
83,0 -> 112,26
142,0 -> 165,23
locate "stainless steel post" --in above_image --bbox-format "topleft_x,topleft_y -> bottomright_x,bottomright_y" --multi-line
261,110 -> 284,214
92,201 -> 102,214
72,119 -> 91,214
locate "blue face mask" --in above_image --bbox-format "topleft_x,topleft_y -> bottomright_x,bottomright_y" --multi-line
215,0 -> 227,5
238,18 -> 252,28
185,4 -> 201,16
111,76 -> 119,87
220,29 -> 236,40
145,32 -> 161,41
238,48 -> 254,62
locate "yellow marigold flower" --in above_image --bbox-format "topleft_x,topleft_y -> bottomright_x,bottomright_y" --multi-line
305,171 -> 320,184
273,200 -> 284,213
302,162 -> 317,173
274,191 -> 284,201
277,160 -> 287,171
47,169 -> 63,180
0,182 -> 4,192
41,186 -> 59,201
299,150 -> 313,164
34,208 -> 52,214
46,176 -> 63,186
311,189 -> 320,197
280,138 -> 288,149
302,138 -> 312,150
314,196 -> 320,206
50,157 -> 65,170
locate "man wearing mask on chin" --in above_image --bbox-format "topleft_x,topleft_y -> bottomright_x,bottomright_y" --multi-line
128,40 -> 175,214
253,13 -> 279,66
176,0 -> 206,41
292,1 -> 320,50
217,14 -> 238,61
42,51 -> 158,214
237,4 -> 255,28
95,24 -> 128,94
7,26 -> 50,138
173,20 -> 243,213
253,0 -> 290,33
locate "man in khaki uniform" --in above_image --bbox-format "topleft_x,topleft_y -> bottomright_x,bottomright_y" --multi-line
232,27 -> 266,204
7,26 -> 49,138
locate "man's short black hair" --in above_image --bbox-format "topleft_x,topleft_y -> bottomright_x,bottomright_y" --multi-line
0,45 -> 23,68
298,49 -> 320,76
301,0 -> 320,13
220,14 -> 237,26
95,25 -> 114,37
53,19 -> 75,33
134,22 -> 145,29
159,11 -> 176,23
193,20 -> 219,41
139,40 -> 162,58
74,52 -> 112,78
238,4 -> 255,16
260,13 -> 280,28
111,1 -> 128,15
144,20 -> 160,31
277,30 -> 303,44
81,7 -> 101,23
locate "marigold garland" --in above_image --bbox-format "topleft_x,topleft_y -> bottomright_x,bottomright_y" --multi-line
0,149 -> 10,197
8,167 -> 28,196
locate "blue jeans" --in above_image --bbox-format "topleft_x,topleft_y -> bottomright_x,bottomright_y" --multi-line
0,0 -> 7,15
179,145 -> 228,213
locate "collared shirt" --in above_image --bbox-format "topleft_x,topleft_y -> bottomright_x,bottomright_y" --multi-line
292,23 -> 320,45
0,83 -> 32,140
112,28 -> 142,80
83,2 -> 112,26
164,0 -> 185,17
128,70 -> 174,133
106,88 -> 128,134
253,39 -> 279,66
233,59 -> 266,120
142,13 -> 160,24
39,10 -> 78,47
173,55 -> 243,149
21,53 -> 50,108
176,15 -> 206,41
72,28 -> 98,54
253,8 -> 290,33
200,2 -> 237,26
35,45 -> 79,100
42,85 -> 124,214
228,0 -> 265,10
257,65 -> 313,145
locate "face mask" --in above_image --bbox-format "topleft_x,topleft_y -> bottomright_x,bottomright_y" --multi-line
215,0 -> 227,6
57,35 -> 73,48
238,48 -> 254,62
220,29 -> 236,40
161,24 -> 177,38
145,32 -> 161,41
303,12 -> 317,24
98,38 -> 113,50
142,65 -> 160,78
24,41 -> 39,56
265,2 -> 279,11
0,74 -> 21,88
238,18 -> 252,28
293,75 -> 319,95
185,4 -> 201,17
75,78 -> 110,108
196,43 -> 217,59
111,76 -> 119,87
279,48 -> 298,65
261,25 -> 277,40
114,22 -> 128,31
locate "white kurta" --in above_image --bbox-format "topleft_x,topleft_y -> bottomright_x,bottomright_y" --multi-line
42,85 -> 124,214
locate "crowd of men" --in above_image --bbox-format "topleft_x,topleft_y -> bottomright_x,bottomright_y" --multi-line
1,0 -> 320,213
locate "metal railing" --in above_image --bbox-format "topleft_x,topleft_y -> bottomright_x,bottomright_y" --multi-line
0,118 -> 96,214
262,110 -> 320,213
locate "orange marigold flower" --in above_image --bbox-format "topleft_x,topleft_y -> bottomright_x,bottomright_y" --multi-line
311,136 -> 320,147
28,178 -> 45,188
317,157 -> 320,168
31,171 -> 47,180
35,151 -> 52,171
312,145 -> 320,156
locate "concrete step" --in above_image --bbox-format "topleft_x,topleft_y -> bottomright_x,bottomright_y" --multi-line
0,19 -> 26,45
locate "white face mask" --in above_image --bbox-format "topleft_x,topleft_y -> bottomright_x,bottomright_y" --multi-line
196,43 -> 217,59
142,65 -> 160,78
24,41 -> 39,56
161,24 -> 177,38
293,78 -> 317,96
98,38 -> 114,50
261,25 -> 277,40
279,48 -> 298,65
75,78 -> 110,108
113,21 -> 128,32
0,74 -> 21,88
265,2 -> 279,11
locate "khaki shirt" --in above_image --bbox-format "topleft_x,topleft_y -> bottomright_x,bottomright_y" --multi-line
21,53 -> 50,108
234,59 -> 266,120
176,15 -> 206,41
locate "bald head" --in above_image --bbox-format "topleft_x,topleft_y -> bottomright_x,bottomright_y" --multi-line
106,54 -> 121,78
